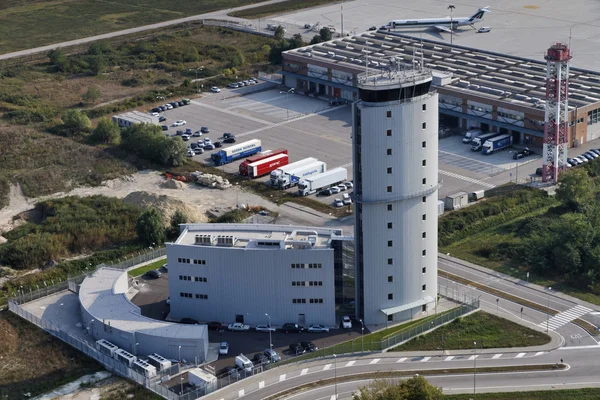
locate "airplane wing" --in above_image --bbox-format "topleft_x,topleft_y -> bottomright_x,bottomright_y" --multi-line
434,25 -> 453,33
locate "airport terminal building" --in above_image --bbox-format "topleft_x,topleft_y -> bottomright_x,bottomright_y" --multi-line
282,32 -> 600,148
167,224 -> 353,327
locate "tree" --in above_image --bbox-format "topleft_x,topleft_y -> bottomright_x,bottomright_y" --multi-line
48,49 -> 69,72
274,25 -> 285,40
159,136 -> 187,167
289,33 -> 304,49
170,209 -> 188,236
319,27 -> 332,41
231,49 -> 245,67
136,208 -> 166,246
62,109 -> 92,136
310,35 -> 323,45
91,117 -> 120,145
88,55 -> 106,76
87,40 -> 112,55
82,85 -> 101,105
182,78 -> 192,87
556,168 -> 594,211
354,377 -> 443,400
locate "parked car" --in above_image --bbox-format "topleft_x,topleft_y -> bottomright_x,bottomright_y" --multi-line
214,141 -> 222,148
329,186 -> 341,194
252,353 -> 269,365
145,270 -> 161,279
586,151 -> 598,159
333,198 -> 344,207
162,263 -> 168,271
211,86 -> 221,93
182,134 -> 190,141
304,23 -> 312,29
281,323 -> 304,333
307,324 -> 329,333
173,120 -> 186,126
176,130 -> 184,135
193,130 -> 202,137
591,149 -> 600,156
512,148 -> 534,159
165,104 -> 173,110
159,105 -> 167,111
248,80 -> 256,85
289,343 -> 305,355
228,83 -> 240,88
190,142 -> 198,149
201,126 -> 209,133
318,189 -> 332,197
228,322 -> 250,332
186,150 -> 194,157
368,25 -> 377,31
159,116 -> 166,122
342,316 -> 352,329
223,136 -> 236,144
208,321 -> 223,331
477,26 -> 491,33
180,318 -> 199,325
255,325 -> 276,333
227,367 -> 240,379
151,107 -> 161,113
264,349 -> 281,362
193,147 -> 204,155
536,167 -> 543,176
342,193 -> 352,205
337,184 -> 347,192
204,143 -> 215,150
219,342 -> 229,355
161,125 -> 169,131
150,112 -> 160,117
300,341 -> 317,352
344,181 -> 354,189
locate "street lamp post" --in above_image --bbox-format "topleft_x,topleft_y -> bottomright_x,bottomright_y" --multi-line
265,313 -> 273,350
178,345 -> 182,364
333,354 -> 338,399
340,0 -> 344,38
473,341 -> 477,397
190,66 -> 204,93
359,319 -> 364,353
180,376 -> 184,395
546,287 -> 552,333
279,88 -> 295,120
448,5 -> 456,45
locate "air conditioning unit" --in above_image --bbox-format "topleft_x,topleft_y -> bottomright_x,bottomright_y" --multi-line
195,234 -> 214,245
216,235 -> 237,247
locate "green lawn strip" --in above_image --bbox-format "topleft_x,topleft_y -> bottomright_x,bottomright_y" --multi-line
390,311 -> 550,351
445,387 -> 600,400
439,270 -> 598,335
229,0 -> 337,19
263,364 -> 565,400
128,258 -> 166,278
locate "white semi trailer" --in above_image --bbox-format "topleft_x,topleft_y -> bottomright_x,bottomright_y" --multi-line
297,167 -> 348,196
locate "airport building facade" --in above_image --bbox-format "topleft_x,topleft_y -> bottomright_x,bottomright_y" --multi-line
282,32 -> 600,148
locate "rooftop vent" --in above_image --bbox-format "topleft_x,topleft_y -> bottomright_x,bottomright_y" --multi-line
195,234 -> 214,246
216,235 -> 237,247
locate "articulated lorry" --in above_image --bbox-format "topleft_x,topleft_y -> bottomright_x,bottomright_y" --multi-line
239,148 -> 288,176
274,161 -> 326,189
270,158 -> 318,186
297,167 -> 348,196
482,134 -> 513,155
211,139 -> 261,166
462,129 -> 484,144
470,132 -> 502,151
247,153 -> 289,179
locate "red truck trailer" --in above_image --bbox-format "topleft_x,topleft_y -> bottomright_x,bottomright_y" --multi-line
248,154 -> 289,179
239,148 -> 288,176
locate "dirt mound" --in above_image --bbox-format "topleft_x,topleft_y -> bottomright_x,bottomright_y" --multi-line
161,179 -> 186,189
122,191 -> 207,224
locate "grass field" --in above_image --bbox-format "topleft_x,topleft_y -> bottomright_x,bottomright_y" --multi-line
391,311 -> 550,351
229,0 -> 336,19
0,311 -> 102,399
0,0 -> 271,53
445,388 -> 600,399
128,258 -> 166,278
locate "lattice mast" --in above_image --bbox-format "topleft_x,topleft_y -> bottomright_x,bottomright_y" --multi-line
542,43 -> 572,183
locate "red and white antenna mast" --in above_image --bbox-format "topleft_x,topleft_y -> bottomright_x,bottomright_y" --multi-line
542,43 -> 572,183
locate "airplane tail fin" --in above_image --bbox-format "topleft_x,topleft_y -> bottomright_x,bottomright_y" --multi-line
468,7 -> 491,22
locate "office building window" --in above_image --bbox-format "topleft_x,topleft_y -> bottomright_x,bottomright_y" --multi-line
422,160 -> 426,166
195,294 -> 208,299
387,129 -> 392,136
422,104 -> 426,111
387,111 -> 392,118
388,258 -> 393,265
387,148 -> 392,155
388,314 -> 393,321
194,277 -> 207,282
422,196 -> 426,203
422,284 -> 426,291
422,249 -> 426,256
293,298 -> 307,304
422,266 -> 426,274
422,178 -> 426,185
387,167 -> 392,174
388,240 -> 393,247
309,298 -> 324,304
387,204 -> 393,211
422,232 -> 426,239
422,214 -> 426,221
388,276 -> 393,282
388,293 -> 393,300
387,186 -> 392,192
422,122 -> 426,129
387,222 -> 393,229
422,141 -> 426,148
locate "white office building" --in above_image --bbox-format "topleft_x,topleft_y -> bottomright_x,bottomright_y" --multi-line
167,224 -> 349,327
353,67 -> 439,325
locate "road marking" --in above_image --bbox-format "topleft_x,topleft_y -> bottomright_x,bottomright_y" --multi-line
370,358 -> 381,364
301,368 -> 308,375
345,361 -> 356,367
238,389 -> 245,397
445,356 -> 455,361
439,169 -> 496,188
421,356 -> 431,362
468,355 -> 478,361
191,100 -> 274,126
492,354 -> 503,359
538,305 -> 592,331
558,344 -> 600,350
258,381 -> 265,389
397,357 -> 408,363
330,395 -> 337,400
534,352 -> 544,356
279,374 -> 286,382
516,353 -> 526,358
323,364 -> 332,370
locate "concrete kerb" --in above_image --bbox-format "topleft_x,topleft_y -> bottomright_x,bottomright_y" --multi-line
439,253 -> 600,312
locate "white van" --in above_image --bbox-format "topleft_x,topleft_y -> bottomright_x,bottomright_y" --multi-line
477,27 -> 491,33
235,354 -> 253,373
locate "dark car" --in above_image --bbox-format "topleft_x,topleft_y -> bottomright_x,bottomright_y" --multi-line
264,349 -> 281,362
161,125 -> 169,131
282,323 -> 304,333
170,101 -> 179,107
159,105 -> 167,111
289,343 -> 306,355
178,101 -> 185,107
180,318 -> 199,325
159,116 -> 166,122
368,25 -> 377,31
145,270 -> 161,279
223,133 -> 234,139
223,136 -> 236,144
201,126 -> 210,133
300,341 -> 317,352
227,367 -> 240,379
318,189 -> 332,197
207,321 -> 223,331
151,107 -> 161,113
512,148 -> 534,160
536,167 -> 543,176
190,143 -> 198,149
176,130 -> 184,136
214,141 -> 222,148
252,353 -> 269,365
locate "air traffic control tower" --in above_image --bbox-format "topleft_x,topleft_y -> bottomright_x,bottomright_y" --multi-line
353,64 -> 439,326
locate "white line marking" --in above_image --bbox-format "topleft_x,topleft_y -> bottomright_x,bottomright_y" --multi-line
323,364 -> 332,370
538,305 -> 592,331
445,356 -> 455,361
558,344 -> 600,350
330,395 -> 337,400
439,169 -> 496,188
534,351 -> 544,356
397,357 -> 408,363
492,354 -> 503,359
301,368 -> 308,375
370,358 -> 381,364
279,374 -> 286,382
238,389 -> 245,397
516,353 -> 526,358
345,361 -> 356,367
258,381 -> 265,389
468,355 -> 478,360
421,356 -> 431,362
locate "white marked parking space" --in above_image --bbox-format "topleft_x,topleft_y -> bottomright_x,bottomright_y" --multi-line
370,358 -> 381,364
445,356 -> 455,362
279,374 -> 286,382
516,353 -> 526,358
439,169 -> 496,188
468,355 -> 478,361
421,356 -> 431,362
191,100 -> 274,126
323,364 -> 332,371
492,354 -> 503,359
345,361 -> 356,367
238,389 -> 245,397
301,368 -> 308,376
397,357 -> 407,363
538,305 -> 592,331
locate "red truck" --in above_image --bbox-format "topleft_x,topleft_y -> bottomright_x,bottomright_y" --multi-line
239,148 -> 288,176
248,154 -> 289,179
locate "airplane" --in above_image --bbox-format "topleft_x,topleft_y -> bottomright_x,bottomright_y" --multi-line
383,7 -> 491,33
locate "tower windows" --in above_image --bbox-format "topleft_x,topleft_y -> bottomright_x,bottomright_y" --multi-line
387,148 -> 392,155
422,122 -> 427,129
387,222 -> 393,229
387,129 -> 392,136
388,240 -> 393,247
388,314 -> 393,322
388,276 -> 393,282
422,196 -> 426,203
422,232 -> 426,238
422,104 -> 427,111
387,167 -> 392,174
388,293 -> 393,300
387,186 -> 392,192
388,258 -> 393,265
422,284 -> 427,291
387,204 -> 393,211
422,266 -> 427,274
422,141 -> 426,148
422,214 -> 426,221
386,110 -> 392,118
422,160 -> 426,166
422,178 -> 426,185
422,249 -> 426,256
